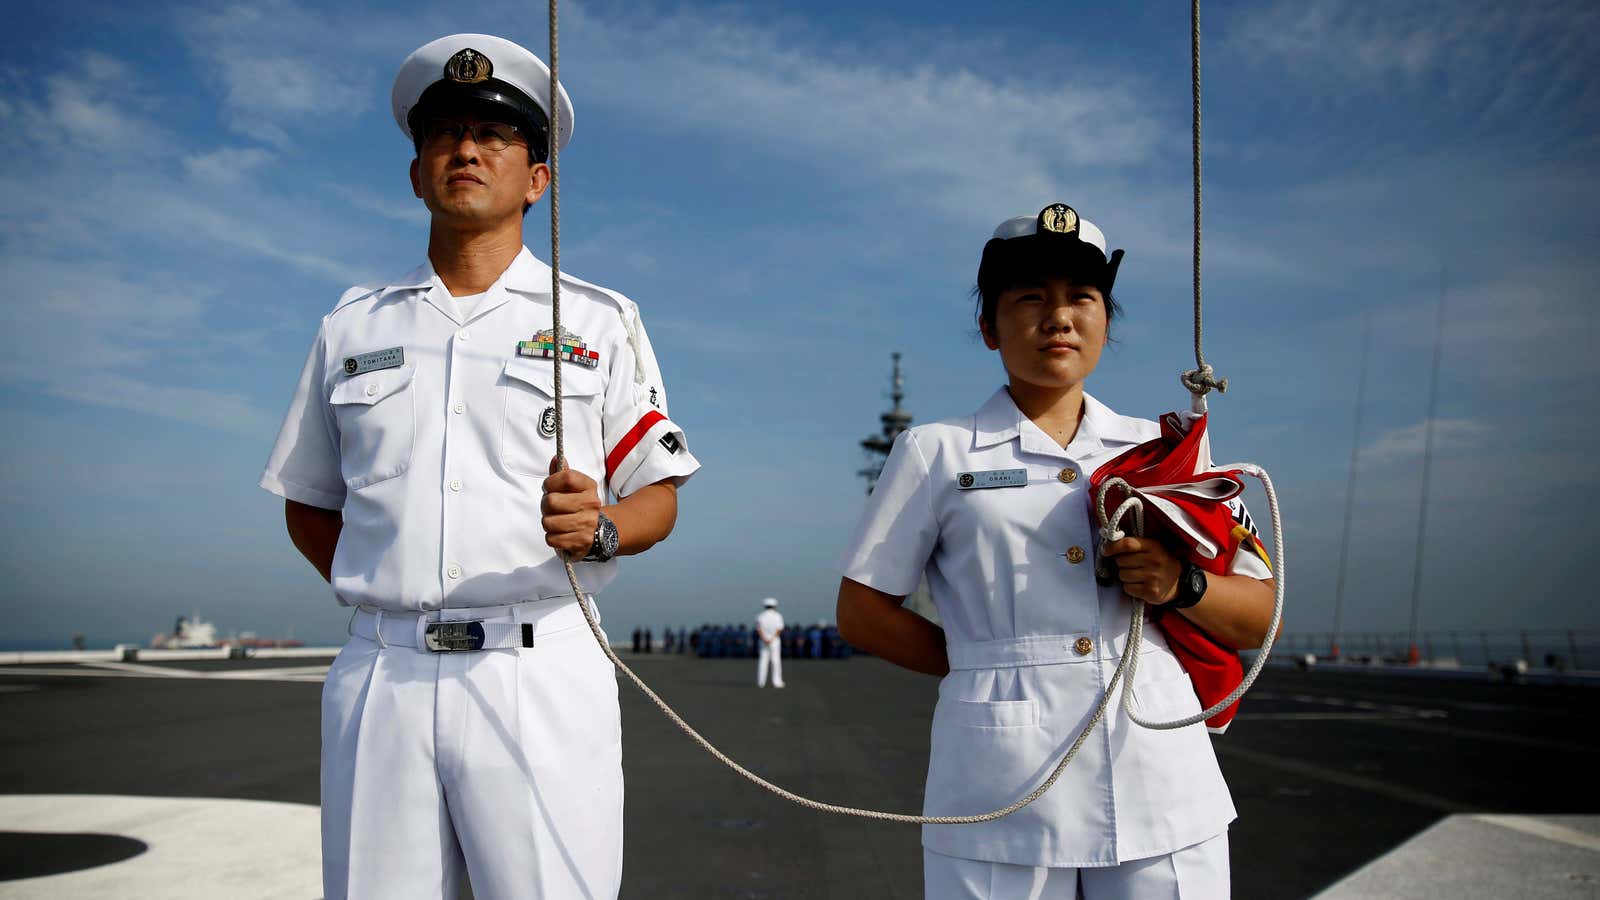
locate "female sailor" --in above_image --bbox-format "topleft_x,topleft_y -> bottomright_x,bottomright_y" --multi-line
836,203 -> 1275,899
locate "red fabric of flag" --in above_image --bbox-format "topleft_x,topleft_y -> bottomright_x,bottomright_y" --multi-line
1089,409 -> 1266,732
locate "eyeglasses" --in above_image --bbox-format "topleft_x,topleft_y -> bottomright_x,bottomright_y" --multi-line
419,118 -> 526,152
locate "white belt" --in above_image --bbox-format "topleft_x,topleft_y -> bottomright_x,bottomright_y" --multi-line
350,595 -> 598,651
946,627 -> 1166,670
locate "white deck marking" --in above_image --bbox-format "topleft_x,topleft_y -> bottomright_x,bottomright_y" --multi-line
0,795 -> 320,899
1313,814 -> 1600,899
76,661 -> 207,678
0,664 -> 329,684
1473,815 -> 1600,853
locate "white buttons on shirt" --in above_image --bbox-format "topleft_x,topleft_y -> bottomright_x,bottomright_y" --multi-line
447,564 -> 462,579
364,383 -> 379,397
457,330 -> 470,341
452,401 -> 465,414
449,479 -> 463,492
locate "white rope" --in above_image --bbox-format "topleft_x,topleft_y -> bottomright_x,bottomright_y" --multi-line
1094,470 -> 1287,730
1181,0 -> 1226,399
541,0 -> 1280,824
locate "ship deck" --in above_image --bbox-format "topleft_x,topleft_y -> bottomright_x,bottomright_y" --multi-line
0,654 -> 1595,898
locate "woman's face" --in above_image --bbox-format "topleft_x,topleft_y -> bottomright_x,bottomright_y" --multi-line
981,278 -> 1108,392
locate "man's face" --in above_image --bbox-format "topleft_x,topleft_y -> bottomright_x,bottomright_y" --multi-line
980,278 -> 1109,392
409,113 -> 550,226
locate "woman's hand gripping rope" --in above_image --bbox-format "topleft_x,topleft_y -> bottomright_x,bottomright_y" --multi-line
1094,469 -> 1287,731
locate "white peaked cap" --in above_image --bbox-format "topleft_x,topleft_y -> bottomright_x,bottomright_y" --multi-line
991,212 -> 1110,259
763,598 -> 779,608
392,33 -> 575,151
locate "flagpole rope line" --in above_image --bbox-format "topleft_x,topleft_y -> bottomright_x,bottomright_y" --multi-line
1181,0 -> 1226,402
543,0 -> 1283,823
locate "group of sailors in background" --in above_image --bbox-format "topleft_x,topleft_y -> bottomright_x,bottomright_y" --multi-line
626,623 -> 854,660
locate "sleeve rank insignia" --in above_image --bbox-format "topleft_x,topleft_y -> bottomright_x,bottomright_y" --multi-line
517,327 -> 600,368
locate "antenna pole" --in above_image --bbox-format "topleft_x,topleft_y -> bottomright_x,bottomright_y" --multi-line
1331,312 -> 1371,660
1407,271 -> 1446,664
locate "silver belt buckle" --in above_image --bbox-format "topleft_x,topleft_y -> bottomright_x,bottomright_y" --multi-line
424,621 -> 486,652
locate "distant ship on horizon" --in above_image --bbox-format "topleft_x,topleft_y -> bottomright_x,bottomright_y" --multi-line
149,613 -> 304,650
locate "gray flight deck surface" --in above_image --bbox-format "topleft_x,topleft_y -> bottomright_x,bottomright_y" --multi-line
0,654 -> 1595,898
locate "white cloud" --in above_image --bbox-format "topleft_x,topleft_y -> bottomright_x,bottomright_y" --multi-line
183,146 -> 275,185
180,1 -> 378,146
1227,0 -> 1600,137
329,183 -> 429,226
1362,418 -> 1489,464
565,5 -> 1174,231
0,254 -> 279,437
46,374 -> 278,438
0,54 -> 169,156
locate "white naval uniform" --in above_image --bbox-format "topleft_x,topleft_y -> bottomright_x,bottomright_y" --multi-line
261,246 -> 699,899
755,607 -> 785,687
839,388 -> 1267,899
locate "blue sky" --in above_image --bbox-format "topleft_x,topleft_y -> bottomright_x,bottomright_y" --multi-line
1,0 -> 1596,648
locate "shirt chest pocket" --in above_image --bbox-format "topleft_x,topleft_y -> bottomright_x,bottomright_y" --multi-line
329,364 -> 416,490
500,357 -> 604,477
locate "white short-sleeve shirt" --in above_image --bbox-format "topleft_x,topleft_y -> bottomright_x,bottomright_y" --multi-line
260,247 -> 700,612
839,388 -> 1264,868
755,609 -> 784,644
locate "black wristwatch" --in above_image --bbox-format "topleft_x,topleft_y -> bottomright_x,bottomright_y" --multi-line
583,513 -> 619,562
1169,562 -> 1208,609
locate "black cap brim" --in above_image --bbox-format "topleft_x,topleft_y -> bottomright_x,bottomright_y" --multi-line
978,232 -> 1124,295
407,79 -> 550,161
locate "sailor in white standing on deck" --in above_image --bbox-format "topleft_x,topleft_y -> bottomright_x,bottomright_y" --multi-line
755,598 -> 786,688
259,34 -> 699,899
835,205 -> 1275,899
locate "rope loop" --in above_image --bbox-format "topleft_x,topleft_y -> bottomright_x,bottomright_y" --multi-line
1181,364 -> 1228,397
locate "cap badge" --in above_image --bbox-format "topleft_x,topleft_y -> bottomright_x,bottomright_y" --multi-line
444,48 -> 494,84
1039,203 -> 1078,235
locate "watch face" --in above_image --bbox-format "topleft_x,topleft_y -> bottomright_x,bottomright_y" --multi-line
1189,568 -> 1206,595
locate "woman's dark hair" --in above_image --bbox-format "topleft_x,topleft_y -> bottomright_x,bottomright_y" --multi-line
973,244 -> 1122,336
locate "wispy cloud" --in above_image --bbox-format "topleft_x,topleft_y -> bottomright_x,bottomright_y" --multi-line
180,1 -> 377,147
47,374 -> 279,438
567,5 -> 1174,230
0,254 -> 279,437
1363,418 -> 1489,464
0,50 -> 169,156
329,183 -> 430,227
1228,0 -> 1600,144
183,146 -> 275,185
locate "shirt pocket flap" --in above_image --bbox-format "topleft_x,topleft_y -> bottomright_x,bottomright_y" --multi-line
953,698 -> 1039,728
502,356 -> 602,398
330,364 -> 415,406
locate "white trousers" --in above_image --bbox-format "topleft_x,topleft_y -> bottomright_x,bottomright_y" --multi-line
923,831 -> 1229,900
321,599 -> 623,900
757,639 -> 784,687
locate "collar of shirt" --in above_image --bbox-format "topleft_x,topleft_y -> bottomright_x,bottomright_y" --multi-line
972,387 -> 1136,460
375,246 -> 554,325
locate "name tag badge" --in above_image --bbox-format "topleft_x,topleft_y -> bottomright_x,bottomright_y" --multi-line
956,468 -> 1027,490
343,347 -> 405,376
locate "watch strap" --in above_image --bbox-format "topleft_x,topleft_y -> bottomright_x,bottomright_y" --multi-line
1168,562 -> 1207,610
583,513 -> 618,562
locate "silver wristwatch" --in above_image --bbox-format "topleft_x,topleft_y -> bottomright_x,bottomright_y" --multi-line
583,513 -> 619,562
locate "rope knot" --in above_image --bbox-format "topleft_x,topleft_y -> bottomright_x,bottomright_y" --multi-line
1181,364 -> 1228,397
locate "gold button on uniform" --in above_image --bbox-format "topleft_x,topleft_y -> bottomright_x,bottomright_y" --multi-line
1058,467 -> 1078,484
1065,546 -> 1086,564
1074,637 -> 1094,656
